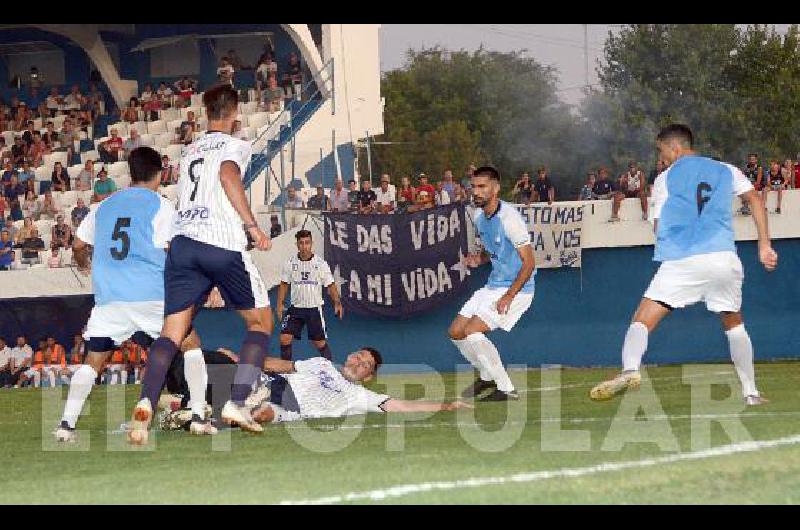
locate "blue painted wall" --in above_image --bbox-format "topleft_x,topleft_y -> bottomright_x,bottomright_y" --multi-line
194,239 -> 800,372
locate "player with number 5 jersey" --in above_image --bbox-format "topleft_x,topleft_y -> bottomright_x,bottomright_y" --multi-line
128,85 -> 274,444
590,124 -> 779,405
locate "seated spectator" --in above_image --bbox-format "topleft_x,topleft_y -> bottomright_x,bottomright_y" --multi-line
124,340 -> 146,384
782,159 -> 794,190
160,155 -> 176,186
0,138 -> 9,164
43,121 -> 59,149
22,190 -> 39,221
328,179 -> 348,212
157,81 -> 174,102
255,54 -> 278,98
76,160 -> 94,191
142,86 -> 162,121
175,112 -> 196,145
105,346 -> 127,385
287,52 -> 303,98
14,102 -> 31,131
285,186 -> 305,208
613,161 -> 647,221
6,336 -> 32,387
592,167 -> 616,220
261,76 -> 284,113
513,172 -> 533,204
51,162 -> 70,192
28,133 -> 49,167
121,97 -> 139,124
375,176 -> 396,213
397,176 -> 416,211
98,129 -> 124,163
0,194 -> 5,219
2,162 -> 14,191
532,167 -> 554,204
10,137 -> 27,166
435,181 -> 451,206
4,174 -> 25,205
269,214 -> 282,238
578,172 -> 596,200
762,160 -> 787,214
18,160 -> 34,185
217,57 -> 235,87
14,217 -> 33,244
357,180 -> 377,214
17,339 -> 46,387
45,87 -> 62,118
231,120 -> 246,140
71,197 -> 89,228
51,214 -> 73,249
93,168 -> 117,202
0,229 -> 12,270
47,246 -> 62,268
59,334 -> 86,385
40,189 -> 59,220
408,188 -> 435,212
0,338 -> 12,386
58,120 -> 79,164
63,85 -> 84,113
416,173 -> 435,198
22,120 -> 36,146
122,128 -> 143,160
20,226 -> 44,265
307,185 -> 330,210
140,83 -> 154,104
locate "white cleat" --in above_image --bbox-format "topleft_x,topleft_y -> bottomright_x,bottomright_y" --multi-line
189,417 -> 219,436
745,395 -> 770,406
221,401 -> 263,433
590,371 -> 642,401
54,421 -> 76,443
127,398 -> 153,445
245,385 -> 270,409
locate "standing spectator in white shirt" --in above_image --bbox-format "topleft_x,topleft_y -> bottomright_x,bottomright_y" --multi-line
45,87 -> 62,118
217,57 -> 235,87
329,179 -> 349,212
285,186 -> 305,208
375,175 -> 396,213
63,85 -> 83,112
435,181 -> 451,206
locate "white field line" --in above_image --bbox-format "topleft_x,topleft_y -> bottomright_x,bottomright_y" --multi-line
279,433 -> 800,505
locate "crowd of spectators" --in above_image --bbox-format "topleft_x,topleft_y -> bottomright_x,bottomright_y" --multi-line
0,334 -> 147,388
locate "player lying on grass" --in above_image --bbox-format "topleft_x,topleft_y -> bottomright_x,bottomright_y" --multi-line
159,347 -> 471,430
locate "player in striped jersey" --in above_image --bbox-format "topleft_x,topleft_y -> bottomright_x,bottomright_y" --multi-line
276,230 -> 343,361
128,85 -> 273,444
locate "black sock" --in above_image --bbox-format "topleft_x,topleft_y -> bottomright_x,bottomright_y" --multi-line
231,331 -> 271,405
316,343 -> 332,360
280,343 -> 293,361
139,337 -> 179,409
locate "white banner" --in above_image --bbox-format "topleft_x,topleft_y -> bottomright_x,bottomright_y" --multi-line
514,203 -> 584,268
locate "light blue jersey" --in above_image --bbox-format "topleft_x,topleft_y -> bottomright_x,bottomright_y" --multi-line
652,155 -> 753,262
76,187 -> 175,306
474,201 -> 536,293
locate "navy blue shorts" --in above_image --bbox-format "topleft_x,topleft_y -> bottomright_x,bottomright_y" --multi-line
280,306 -> 327,341
164,236 -> 269,316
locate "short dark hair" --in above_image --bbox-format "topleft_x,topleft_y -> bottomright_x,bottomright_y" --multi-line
363,347 -> 383,373
656,123 -> 693,148
295,229 -> 312,241
203,84 -> 239,120
473,165 -> 501,181
347,179 -> 356,185
128,146 -> 162,184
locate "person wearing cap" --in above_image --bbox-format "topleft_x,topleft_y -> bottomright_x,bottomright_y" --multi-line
416,173 -> 435,197
375,175 -> 396,213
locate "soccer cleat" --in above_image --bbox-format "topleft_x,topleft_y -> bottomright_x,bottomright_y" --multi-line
127,398 -> 153,445
479,389 -> 519,402
461,378 -> 497,399
54,421 -> 76,443
189,414 -> 218,436
245,385 -> 271,409
745,395 -> 770,406
589,371 -> 642,401
221,401 -> 263,433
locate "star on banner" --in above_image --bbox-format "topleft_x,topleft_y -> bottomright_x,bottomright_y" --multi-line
450,248 -> 471,282
333,265 -> 348,294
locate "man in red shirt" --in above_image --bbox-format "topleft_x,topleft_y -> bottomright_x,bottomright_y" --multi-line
98,128 -> 124,163
794,158 -> 800,189
416,173 -> 435,197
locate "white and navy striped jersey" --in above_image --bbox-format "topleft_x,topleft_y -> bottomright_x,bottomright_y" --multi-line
284,357 -> 389,419
174,131 -> 252,252
280,254 -> 334,308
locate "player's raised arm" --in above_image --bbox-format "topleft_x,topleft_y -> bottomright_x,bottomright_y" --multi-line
219,160 -> 270,251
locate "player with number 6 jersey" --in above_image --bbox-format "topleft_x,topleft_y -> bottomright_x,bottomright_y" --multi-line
590,124 -> 779,405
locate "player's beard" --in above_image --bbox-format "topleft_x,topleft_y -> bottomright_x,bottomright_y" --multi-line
472,195 -> 487,208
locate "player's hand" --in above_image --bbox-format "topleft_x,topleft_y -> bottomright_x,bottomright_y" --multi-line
463,253 -> 483,268
76,264 -> 91,277
759,244 -> 778,272
247,226 -> 272,251
444,400 -> 473,411
334,302 -> 344,319
205,287 -> 225,308
496,293 -> 514,315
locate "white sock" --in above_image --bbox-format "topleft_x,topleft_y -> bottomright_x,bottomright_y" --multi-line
622,322 -> 649,372
183,348 -> 208,419
33,371 -> 41,387
61,365 -> 98,429
726,324 -> 758,397
451,338 -> 491,381
134,367 -> 140,383
465,333 -> 514,392
47,370 -> 56,387
120,370 -> 128,385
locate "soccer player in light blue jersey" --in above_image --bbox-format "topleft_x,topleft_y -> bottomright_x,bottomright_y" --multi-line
590,124 -> 778,404
54,147 -> 213,443
448,166 -> 536,401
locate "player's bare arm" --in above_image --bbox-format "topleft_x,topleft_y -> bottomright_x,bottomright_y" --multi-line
219,160 -> 271,251
496,244 -> 535,315
741,189 -> 778,271
262,357 -> 296,374
72,237 -> 91,275
381,398 -> 473,413
275,281 -> 289,322
463,250 -> 490,268
327,282 -> 344,319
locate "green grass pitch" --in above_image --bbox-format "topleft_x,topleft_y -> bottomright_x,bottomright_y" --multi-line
2,361 -> 800,504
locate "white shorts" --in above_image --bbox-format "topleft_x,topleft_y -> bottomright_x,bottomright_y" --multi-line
644,251 -> 743,313
458,287 -> 534,332
84,301 -> 164,347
